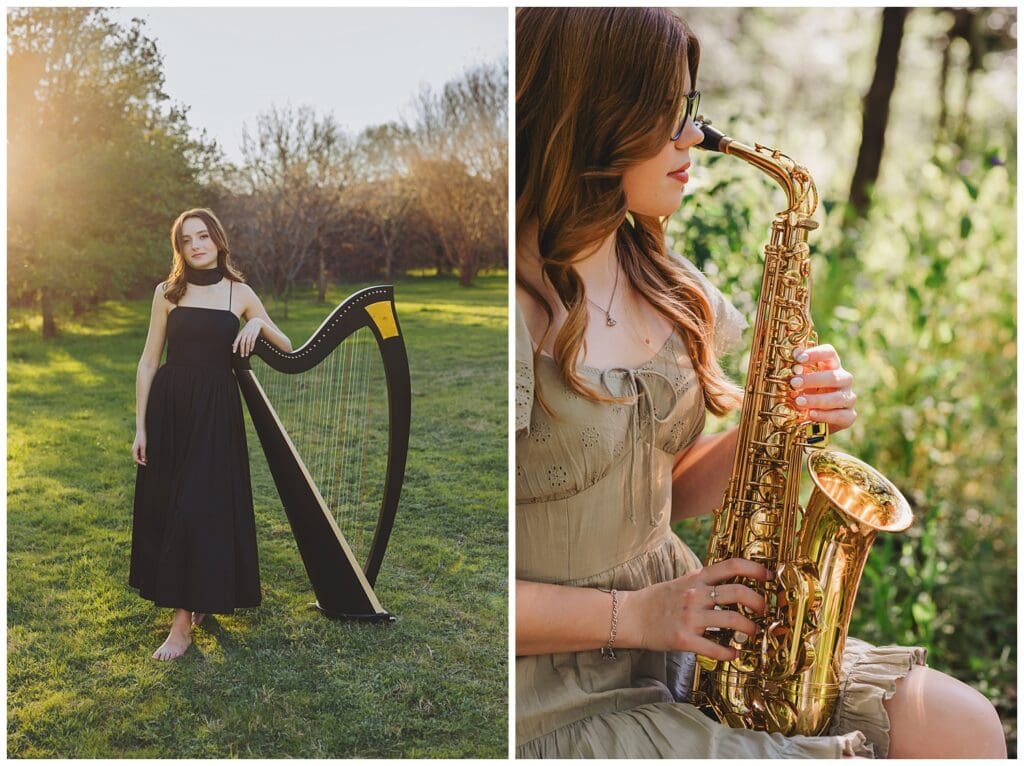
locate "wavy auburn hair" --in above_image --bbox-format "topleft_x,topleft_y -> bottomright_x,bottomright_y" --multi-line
516,7 -> 742,416
162,208 -> 245,304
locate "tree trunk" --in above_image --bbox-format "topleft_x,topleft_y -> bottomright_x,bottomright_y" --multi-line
844,7 -> 910,231
954,66 -> 976,149
936,32 -> 951,144
382,234 -> 395,281
317,251 -> 327,304
41,287 -> 57,339
458,247 -> 476,286
953,9 -> 983,150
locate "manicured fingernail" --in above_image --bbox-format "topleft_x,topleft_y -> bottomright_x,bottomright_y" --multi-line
809,409 -> 819,418
795,396 -> 807,406
792,364 -> 803,375
797,352 -> 809,363
790,377 -> 803,389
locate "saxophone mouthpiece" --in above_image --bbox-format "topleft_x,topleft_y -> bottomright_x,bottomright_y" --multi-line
695,119 -> 728,153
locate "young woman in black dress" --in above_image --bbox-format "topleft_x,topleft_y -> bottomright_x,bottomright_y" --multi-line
130,208 -> 292,661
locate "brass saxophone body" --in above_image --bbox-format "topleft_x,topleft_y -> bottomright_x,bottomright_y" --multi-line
689,122 -> 913,736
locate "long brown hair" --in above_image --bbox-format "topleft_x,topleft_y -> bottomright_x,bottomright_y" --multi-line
516,7 -> 742,415
163,208 -> 245,304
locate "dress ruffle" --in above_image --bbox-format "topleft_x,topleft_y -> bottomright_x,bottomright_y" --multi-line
828,636 -> 928,758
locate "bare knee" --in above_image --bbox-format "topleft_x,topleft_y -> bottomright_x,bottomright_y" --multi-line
885,665 -> 1006,758
950,680 -> 1006,757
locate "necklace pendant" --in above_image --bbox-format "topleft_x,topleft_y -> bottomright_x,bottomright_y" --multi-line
606,314 -> 617,327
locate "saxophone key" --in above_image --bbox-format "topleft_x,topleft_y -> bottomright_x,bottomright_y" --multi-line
729,643 -> 758,673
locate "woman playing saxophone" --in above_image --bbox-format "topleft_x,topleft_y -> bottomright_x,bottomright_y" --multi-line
514,6 -> 1005,758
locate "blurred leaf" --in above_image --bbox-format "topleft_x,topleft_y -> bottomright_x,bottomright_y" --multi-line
911,596 -> 936,627
960,215 -> 973,239
961,176 -> 980,201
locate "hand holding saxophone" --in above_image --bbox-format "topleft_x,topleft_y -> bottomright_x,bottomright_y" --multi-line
617,558 -> 771,660
787,344 -> 857,432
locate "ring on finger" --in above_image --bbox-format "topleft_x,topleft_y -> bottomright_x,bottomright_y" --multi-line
710,585 -> 718,606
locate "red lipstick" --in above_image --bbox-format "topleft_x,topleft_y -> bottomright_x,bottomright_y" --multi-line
668,163 -> 690,184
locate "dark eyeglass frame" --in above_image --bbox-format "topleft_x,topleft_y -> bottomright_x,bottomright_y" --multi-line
671,90 -> 701,141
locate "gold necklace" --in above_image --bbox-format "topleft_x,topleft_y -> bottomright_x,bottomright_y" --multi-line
584,263 -> 620,326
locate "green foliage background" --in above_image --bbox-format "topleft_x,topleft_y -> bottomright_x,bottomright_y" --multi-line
7,9 -> 217,320
671,6 -> 1016,754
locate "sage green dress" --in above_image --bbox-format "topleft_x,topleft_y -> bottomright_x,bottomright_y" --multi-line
515,254 -> 926,758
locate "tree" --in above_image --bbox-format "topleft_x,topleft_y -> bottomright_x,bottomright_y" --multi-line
410,157 -> 506,284
936,8 -> 1017,151
844,8 -> 911,230
232,106 -> 354,313
345,123 -> 418,280
407,62 -> 508,284
358,178 -> 414,280
7,8 -> 211,337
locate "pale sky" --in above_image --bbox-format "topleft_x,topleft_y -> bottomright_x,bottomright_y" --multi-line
108,7 -> 508,163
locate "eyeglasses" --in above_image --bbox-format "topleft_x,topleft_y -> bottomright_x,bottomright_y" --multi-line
671,90 -> 701,141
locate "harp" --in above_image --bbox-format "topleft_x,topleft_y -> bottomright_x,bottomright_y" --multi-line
233,285 -> 411,622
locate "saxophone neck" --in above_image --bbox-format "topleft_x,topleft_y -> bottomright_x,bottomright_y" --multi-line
697,120 -> 819,219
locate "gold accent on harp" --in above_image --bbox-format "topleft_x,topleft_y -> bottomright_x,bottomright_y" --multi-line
366,301 -> 400,339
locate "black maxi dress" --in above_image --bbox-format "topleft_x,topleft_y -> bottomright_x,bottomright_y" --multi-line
129,279 -> 261,613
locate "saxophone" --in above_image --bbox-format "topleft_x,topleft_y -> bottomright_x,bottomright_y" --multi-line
689,121 -> 913,736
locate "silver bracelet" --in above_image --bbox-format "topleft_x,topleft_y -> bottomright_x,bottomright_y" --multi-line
601,588 -> 619,661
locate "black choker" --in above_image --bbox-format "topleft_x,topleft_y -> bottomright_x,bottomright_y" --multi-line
184,264 -> 224,286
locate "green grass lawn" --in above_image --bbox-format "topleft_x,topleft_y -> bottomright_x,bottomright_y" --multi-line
7,274 -> 509,757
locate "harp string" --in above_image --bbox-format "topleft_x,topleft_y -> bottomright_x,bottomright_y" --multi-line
335,342 -> 356,532
339,338 -> 355,532
314,340 -> 333,498
355,333 -> 373,556
350,332 -> 373,555
322,339 -> 340,518
337,337 -> 356,532
251,326 -> 384,569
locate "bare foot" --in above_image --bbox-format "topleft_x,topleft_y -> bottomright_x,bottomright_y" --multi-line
152,609 -> 193,661
192,612 -> 206,627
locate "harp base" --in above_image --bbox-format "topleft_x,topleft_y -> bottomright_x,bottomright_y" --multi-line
311,602 -> 396,623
